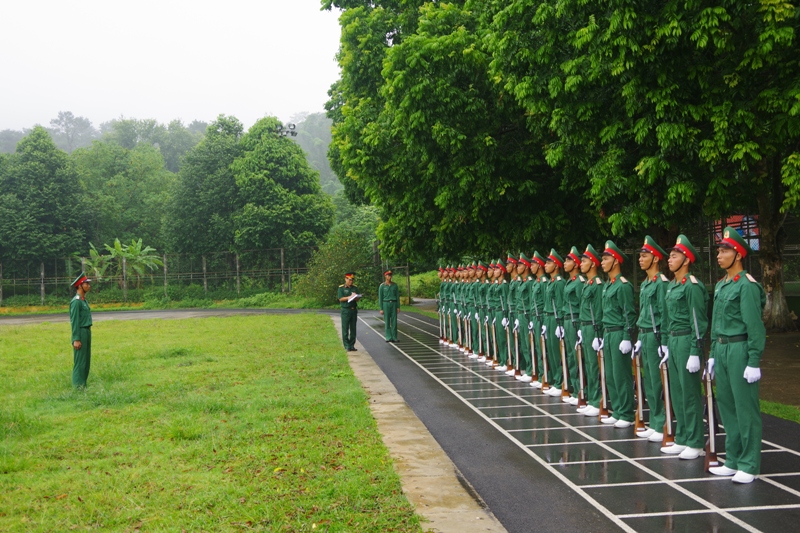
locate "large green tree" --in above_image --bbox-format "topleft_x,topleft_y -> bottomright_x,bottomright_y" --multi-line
0,127 -> 89,267
49,111 -> 98,153
102,118 -> 203,172
291,112 -> 342,195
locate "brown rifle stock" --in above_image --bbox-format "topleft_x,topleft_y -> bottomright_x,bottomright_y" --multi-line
559,335 -> 570,399
661,360 -> 675,447
513,327 -> 521,375
540,333 -> 550,390
633,353 -> 646,432
598,347 -> 610,419
704,368 -> 720,471
576,341 -> 586,408
529,328 -> 538,382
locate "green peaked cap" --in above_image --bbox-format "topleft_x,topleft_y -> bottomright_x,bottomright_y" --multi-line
672,234 -> 699,263
532,251 -> 546,267
719,226 -> 752,257
518,251 -> 531,265
582,244 -> 601,265
71,271 -> 91,288
602,240 -> 628,263
478,260 -> 489,270
505,251 -> 518,264
638,235 -> 668,260
567,246 -> 581,262
546,248 -> 564,267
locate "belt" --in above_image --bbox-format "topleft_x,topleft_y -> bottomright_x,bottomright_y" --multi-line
581,320 -> 594,326
605,326 -> 623,333
670,329 -> 691,336
639,328 -> 655,335
544,311 -> 555,316
717,334 -> 748,344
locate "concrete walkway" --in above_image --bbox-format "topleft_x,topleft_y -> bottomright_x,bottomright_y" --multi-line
330,314 -> 506,533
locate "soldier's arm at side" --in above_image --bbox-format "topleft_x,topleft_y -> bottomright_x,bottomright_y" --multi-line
70,298 -> 82,348
741,282 -> 767,367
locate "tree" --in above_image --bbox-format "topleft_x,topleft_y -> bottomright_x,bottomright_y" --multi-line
291,112 -> 342,195
231,117 -> 334,251
102,117 -> 204,172
0,129 -> 25,154
0,127 -> 89,267
163,115 -> 244,254
102,238 -> 164,289
48,111 -> 98,153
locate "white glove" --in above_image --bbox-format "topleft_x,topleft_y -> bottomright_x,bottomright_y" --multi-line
592,337 -> 603,351
541,325 -> 547,336
528,321 -> 534,331
492,318 -> 496,325
686,355 -> 701,373
475,312 -> 479,320
501,317 -> 509,328
634,340 -> 642,354
456,310 -> 461,317
659,346 -> 669,365
619,340 -> 632,354
555,326 -> 565,339
744,366 -> 762,383
705,358 -> 715,380
514,319 -> 520,329
576,330 -> 583,345
484,316 -> 489,324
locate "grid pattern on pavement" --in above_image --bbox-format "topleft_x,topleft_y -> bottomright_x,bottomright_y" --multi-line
361,312 -> 800,533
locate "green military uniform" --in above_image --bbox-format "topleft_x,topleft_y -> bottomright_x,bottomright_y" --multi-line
517,253 -> 535,378
663,235 -> 709,450
476,261 -> 492,360
601,241 -> 637,423
711,227 -> 766,475
468,264 -> 481,355
338,278 -> 359,351
544,250 -> 566,389
69,274 -> 93,388
378,277 -> 399,342
563,247 -> 585,398
506,254 -> 521,370
489,262 -> 510,366
579,244 -> 604,410
636,236 -> 669,435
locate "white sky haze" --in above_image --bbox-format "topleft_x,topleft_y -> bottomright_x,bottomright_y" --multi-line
0,0 -> 342,130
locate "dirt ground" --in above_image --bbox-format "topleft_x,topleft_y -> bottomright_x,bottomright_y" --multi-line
411,299 -> 800,408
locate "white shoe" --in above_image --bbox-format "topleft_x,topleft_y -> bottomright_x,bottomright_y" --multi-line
495,365 -> 508,372
567,397 -> 579,406
583,406 -> 600,417
679,447 -> 703,460
546,387 -> 563,397
732,471 -> 756,484
561,395 -> 570,403
531,380 -> 542,389
576,404 -> 588,412
518,374 -> 532,382
505,369 -> 516,376
648,431 -> 664,443
637,428 -> 655,439
470,354 -> 480,359
709,466 -> 737,476
661,444 -> 686,455
600,416 -> 618,425
614,420 -> 632,428
485,360 -> 495,366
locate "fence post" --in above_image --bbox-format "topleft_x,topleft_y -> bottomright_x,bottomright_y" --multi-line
281,248 -> 286,293
406,263 -> 412,306
236,254 -> 241,295
40,262 -> 45,305
163,254 -> 168,298
202,255 -> 208,295
123,257 -> 128,303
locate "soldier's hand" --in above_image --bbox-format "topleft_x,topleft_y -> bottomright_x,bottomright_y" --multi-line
541,325 -> 547,337
380,310 -> 384,315
658,345 -> 669,365
619,340 -> 632,354
73,341 -> 82,350
592,337 -> 603,351
555,326 -> 565,339
743,366 -> 761,383
633,340 -> 642,355
705,358 -> 715,380
576,330 -> 583,345
686,355 -> 701,373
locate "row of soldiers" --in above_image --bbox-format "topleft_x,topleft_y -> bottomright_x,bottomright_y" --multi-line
436,229 -> 766,483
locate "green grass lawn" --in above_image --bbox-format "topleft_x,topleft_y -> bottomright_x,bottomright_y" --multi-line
0,315 -> 422,532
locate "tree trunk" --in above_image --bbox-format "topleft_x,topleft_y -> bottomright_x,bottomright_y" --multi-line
756,164 -> 796,331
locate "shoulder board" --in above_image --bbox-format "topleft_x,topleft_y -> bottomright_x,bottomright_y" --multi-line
689,275 -> 698,284
556,275 -> 563,281
596,278 -> 603,284
619,276 -> 628,283
339,284 -> 344,287
660,274 -> 669,282
746,273 -> 756,283
73,294 -> 80,300
578,275 -> 586,282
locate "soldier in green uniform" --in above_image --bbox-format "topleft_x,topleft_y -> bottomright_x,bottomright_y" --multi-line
378,269 -> 400,342
337,272 -> 361,351
505,253 -> 521,375
578,245 -> 603,417
514,253 -> 534,382
468,263 -> 481,357
660,235 -> 709,459
600,241 -> 637,427
490,260 -> 510,370
437,267 -> 446,343
543,249 -> 566,397
475,261 -> 492,363
69,272 -> 93,388
708,227 -> 766,483
634,236 -> 670,443
529,252 -> 549,389
562,247 -> 585,405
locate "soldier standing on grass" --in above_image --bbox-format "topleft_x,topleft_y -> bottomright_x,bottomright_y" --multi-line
69,272 -> 93,388
378,269 -> 400,343
338,272 -> 361,352
708,227 -> 766,484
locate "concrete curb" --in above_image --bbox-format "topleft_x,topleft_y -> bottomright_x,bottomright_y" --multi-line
330,314 -> 507,533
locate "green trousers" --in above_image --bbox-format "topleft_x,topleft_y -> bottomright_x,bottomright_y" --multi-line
341,308 -> 357,350
72,327 -> 91,387
544,315 -> 563,388
564,321 -> 579,394
715,341 -> 762,475
667,335 -> 704,449
639,331 -> 666,432
604,330 -> 634,422
492,311 -> 509,365
580,325 -> 602,408
513,312 -> 530,372
381,302 -> 398,341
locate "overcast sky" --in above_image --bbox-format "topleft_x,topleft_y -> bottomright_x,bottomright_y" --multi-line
0,0 -> 342,130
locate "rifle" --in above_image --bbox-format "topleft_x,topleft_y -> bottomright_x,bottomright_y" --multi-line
534,292 -> 549,390
554,299 -> 570,400
651,304 -> 674,447
569,300 -> 586,408
693,308 -> 719,471
513,321 -> 521,376
627,303 -> 646,433
590,304 -> 610,419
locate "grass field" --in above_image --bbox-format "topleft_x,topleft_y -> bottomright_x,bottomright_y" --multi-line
0,315 -> 422,532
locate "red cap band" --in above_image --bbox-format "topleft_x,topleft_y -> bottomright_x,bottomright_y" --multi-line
604,247 -> 624,264
519,257 -> 531,268
673,243 -> 696,263
548,254 -> 563,269
567,252 -> 580,263
584,251 -> 601,267
72,275 -> 88,287
506,257 -> 518,265
641,244 -> 663,260
533,256 -> 546,268
721,237 -> 747,258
